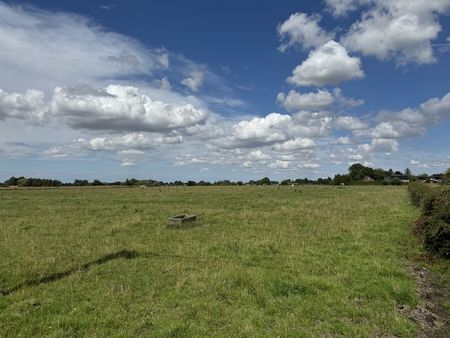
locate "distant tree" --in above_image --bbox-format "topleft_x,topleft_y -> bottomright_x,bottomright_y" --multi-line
16,177 -> 29,187
186,180 -> 197,186
280,179 -> 292,186
258,177 -> 271,185
74,179 -> 88,186
348,163 -> 374,181
405,168 -> 412,176
4,176 -> 18,186
92,179 -> 103,186
333,174 -> 352,185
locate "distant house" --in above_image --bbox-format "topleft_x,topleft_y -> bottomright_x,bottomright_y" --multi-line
429,178 -> 442,184
363,176 -> 375,182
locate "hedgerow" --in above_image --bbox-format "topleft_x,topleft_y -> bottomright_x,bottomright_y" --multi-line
409,182 -> 450,258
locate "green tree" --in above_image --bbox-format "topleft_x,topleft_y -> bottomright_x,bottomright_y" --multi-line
258,177 -> 271,185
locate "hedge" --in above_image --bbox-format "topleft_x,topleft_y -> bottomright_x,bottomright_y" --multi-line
409,182 -> 450,258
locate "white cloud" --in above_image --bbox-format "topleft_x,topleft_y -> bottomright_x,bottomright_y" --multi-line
278,13 -> 334,51
181,70 -> 204,92
0,2 -> 168,92
325,0 -> 371,17
231,113 -> 292,147
272,138 -> 316,152
248,150 -> 271,161
155,77 -> 172,91
335,136 -> 353,145
277,89 -> 334,111
269,160 -> 291,169
217,111 -> 333,149
287,40 -> 364,86
118,149 -> 145,166
335,116 -> 368,130
300,163 -> 320,169
355,91 -> 450,139
0,88 -> 48,123
341,0 -> 450,65
277,88 -> 363,112
51,84 -> 208,132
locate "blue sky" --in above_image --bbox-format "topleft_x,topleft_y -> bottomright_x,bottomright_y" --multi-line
0,0 -> 449,182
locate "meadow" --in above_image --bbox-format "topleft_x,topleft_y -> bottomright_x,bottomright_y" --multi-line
0,185 -> 424,337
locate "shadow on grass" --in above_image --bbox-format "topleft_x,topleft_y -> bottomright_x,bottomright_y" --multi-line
0,249 -> 136,296
1,249 -> 306,296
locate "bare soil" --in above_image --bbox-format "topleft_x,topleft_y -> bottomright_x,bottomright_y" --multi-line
406,264 -> 450,337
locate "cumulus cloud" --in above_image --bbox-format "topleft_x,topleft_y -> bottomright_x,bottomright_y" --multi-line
217,111 -> 333,149
272,138 -> 316,152
181,70 -> 204,92
278,13 -> 335,51
277,88 -> 364,112
51,84 -> 208,132
335,116 -> 368,130
355,91 -> 450,139
277,89 -> 334,111
231,113 -> 292,147
0,88 -> 48,122
287,40 -> 364,86
360,138 -> 399,154
341,0 -> 450,65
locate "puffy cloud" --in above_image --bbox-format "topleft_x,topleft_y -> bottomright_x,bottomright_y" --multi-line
277,90 -> 334,111
277,88 -> 363,112
211,110 -> 332,150
420,92 -> 450,121
181,70 -> 204,92
335,116 -> 368,130
287,41 -> 364,86
272,138 -> 316,152
278,13 -> 335,51
231,113 -> 292,147
355,91 -> 450,139
362,138 -> 399,153
78,133 -> 182,151
341,0 -> 450,65
248,150 -> 271,161
45,132 -> 182,165
51,84 -> 208,132
0,88 -> 48,122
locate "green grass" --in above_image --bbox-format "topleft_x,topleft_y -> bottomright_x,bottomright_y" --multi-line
0,186 -> 422,337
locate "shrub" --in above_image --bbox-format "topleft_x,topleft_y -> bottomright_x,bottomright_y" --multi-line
408,182 -> 433,207
410,183 -> 450,258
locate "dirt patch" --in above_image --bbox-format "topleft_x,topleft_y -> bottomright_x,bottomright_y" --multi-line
406,265 -> 450,337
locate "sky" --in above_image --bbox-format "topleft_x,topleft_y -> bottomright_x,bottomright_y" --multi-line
0,0 -> 449,182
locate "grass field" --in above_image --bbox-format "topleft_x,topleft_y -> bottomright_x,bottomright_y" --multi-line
0,186 -> 423,337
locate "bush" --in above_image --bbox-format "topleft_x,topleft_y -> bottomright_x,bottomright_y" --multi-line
410,183 -> 450,258
408,182 -> 433,207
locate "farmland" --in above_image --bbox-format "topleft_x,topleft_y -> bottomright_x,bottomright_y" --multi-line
0,185 -> 429,337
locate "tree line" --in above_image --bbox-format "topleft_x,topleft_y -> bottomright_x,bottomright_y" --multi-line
2,164 -> 449,188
